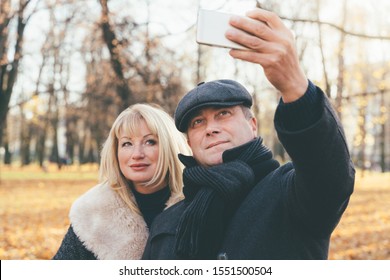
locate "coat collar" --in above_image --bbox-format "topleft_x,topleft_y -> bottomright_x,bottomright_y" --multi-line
69,182 -> 181,259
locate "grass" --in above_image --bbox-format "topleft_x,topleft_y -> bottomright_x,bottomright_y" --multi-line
0,164 -> 98,260
0,163 -> 99,181
0,165 -> 389,259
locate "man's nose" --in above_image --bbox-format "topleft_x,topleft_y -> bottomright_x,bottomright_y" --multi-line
205,120 -> 220,136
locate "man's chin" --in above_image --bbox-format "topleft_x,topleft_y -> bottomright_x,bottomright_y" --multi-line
203,154 -> 223,167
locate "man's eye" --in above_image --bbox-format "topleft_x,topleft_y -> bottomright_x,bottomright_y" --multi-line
191,119 -> 203,127
219,110 -> 230,116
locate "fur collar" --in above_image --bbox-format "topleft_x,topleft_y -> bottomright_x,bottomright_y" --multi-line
69,182 -> 181,259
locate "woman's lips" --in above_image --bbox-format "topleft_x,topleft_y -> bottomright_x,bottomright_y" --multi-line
130,163 -> 149,170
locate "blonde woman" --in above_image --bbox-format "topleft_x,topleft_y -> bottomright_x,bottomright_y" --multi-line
53,104 -> 191,259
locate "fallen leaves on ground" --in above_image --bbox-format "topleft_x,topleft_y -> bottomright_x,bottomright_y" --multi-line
0,177 -> 94,260
0,167 -> 389,259
329,171 -> 390,259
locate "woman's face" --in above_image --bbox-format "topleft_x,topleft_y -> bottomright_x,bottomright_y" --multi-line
117,119 -> 164,194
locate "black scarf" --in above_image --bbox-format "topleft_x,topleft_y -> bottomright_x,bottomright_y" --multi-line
175,137 -> 280,259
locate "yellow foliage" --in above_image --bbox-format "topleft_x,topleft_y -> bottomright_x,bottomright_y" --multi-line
0,168 -> 389,259
329,171 -> 390,259
0,166 -> 96,260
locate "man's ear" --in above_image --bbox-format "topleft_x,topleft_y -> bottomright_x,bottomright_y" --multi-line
250,117 -> 257,137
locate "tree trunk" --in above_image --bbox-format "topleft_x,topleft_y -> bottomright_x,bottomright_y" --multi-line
316,0 -> 331,98
20,109 -> 31,166
78,133 -> 86,164
335,0 -> 347,120
3,121 -> 11,164
196,45 -> 204,84
0,2 -> 29,146
49,92 -> 61,169
49,122 -> 60,169
4,141 -> 12,165
356,97 -> 367,176
379,90 -> 386,172
36,128 -> 46,167
99,0 -> 135,110
66,129 -> 75,165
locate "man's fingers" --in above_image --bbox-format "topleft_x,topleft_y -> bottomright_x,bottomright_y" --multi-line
229,48 -> 273,66
245,8 -> 294,42
246,8 -> 285,30
229,14 -> 276,43
226,27 -> 268,52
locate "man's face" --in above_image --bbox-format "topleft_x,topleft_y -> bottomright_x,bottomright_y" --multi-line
187,105 -> 257,167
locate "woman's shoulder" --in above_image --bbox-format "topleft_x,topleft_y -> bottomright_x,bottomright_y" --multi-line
69,182 -> 129,231
70,182 -> 121,214
53,225 -> 97,260
165,191 -> 184,209
74,181 -> 113,200
68,182 -> 149,259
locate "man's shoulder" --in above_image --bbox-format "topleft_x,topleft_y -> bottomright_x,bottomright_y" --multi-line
260,162 -> 294,182
246,162 -> 295,197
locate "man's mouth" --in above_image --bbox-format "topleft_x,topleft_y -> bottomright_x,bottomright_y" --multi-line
207,141 -> 228,149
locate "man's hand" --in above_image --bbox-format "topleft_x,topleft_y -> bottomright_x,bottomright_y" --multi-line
226,8 -> 308,103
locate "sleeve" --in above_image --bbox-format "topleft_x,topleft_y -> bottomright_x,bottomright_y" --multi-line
274,83 -> 355,237
141,235 -> 152,259
276,80 -> 322,131
52,225 -> 97,260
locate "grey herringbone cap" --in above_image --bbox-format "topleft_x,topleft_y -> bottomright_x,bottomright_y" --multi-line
174,79 -> 253,132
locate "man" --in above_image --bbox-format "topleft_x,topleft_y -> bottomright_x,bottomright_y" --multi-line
142,8 -> 355,259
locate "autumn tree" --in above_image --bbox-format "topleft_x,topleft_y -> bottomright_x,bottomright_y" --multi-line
0,0 -> 39,150
97,0 -> 189,115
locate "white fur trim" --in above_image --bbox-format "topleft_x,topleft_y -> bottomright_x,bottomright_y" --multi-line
70,183 -> 181,260
70,183 -> 147,259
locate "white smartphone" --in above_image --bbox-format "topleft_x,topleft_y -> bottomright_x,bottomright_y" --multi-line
196,9 -> 249,50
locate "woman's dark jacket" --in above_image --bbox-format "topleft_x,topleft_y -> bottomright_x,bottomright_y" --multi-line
142,83 -> 355,260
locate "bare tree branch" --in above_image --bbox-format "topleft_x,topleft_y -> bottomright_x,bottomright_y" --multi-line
281,16 -> 390,41
98,0 -> 135,109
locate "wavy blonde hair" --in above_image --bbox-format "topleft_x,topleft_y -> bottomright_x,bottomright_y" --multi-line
99,103 -> 191,214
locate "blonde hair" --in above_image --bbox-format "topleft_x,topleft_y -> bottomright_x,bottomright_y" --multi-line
99,103 -> 191,214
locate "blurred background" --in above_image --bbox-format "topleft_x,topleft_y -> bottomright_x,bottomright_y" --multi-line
0,0 -> 389,259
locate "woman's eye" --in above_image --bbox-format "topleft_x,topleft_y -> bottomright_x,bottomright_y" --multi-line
145,139 -> 157,146
122,142 -> 132,147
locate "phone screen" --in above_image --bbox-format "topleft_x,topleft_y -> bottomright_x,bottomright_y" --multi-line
196,9 -> 249,50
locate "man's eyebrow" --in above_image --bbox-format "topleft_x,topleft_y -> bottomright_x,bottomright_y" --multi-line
191,113 -> 202,119
189,110 -> 203,121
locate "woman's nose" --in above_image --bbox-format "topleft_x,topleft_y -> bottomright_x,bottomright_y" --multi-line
131,145 -> 145,159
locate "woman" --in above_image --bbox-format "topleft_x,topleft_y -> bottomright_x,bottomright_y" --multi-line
53,104 -> 190,259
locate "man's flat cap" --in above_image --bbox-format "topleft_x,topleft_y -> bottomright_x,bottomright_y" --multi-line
174,79 -> 253,132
